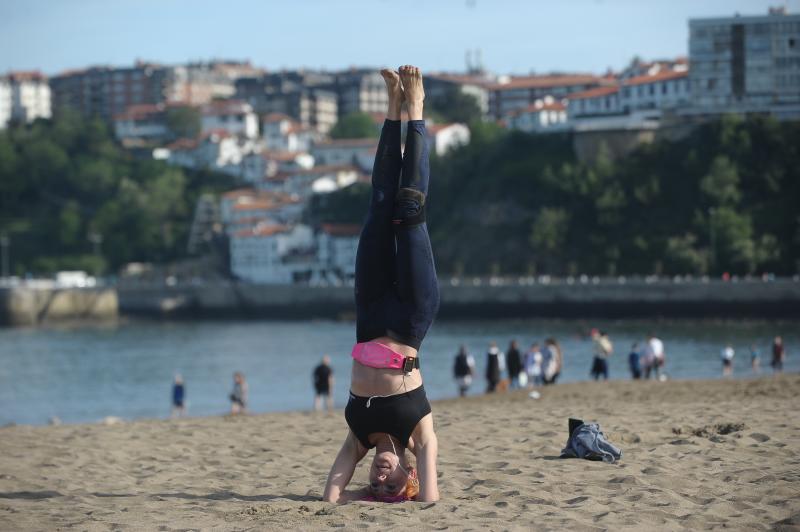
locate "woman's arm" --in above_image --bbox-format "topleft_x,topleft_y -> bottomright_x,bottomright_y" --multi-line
322,431 -> 368,503
413,414 -> 439,502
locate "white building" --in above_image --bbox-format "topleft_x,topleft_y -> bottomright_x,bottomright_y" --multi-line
113,103 -> 171,141
311,138 -> 376,171
317,223 -> 360,282
0,71 -> 51,128
426,123 -> 471,155
262,113 -> 317,152
566,86 -> 621,119
506,98 -> 568,133
201,99 -> 258,139
0,79 -> 10,128
488,74 -> 606,120
689,8 -> 800,113
262,164 -> 361,197
230,223 -> 316,284
620,70 -> 690,112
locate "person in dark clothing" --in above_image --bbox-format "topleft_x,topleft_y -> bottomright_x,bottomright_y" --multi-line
313,355 -> 334,412
506,340 -> 523,389
772,336 -> 785,373
628,343 -> 642,380
453,345 -> 475,397
486,342 -> 502,393
171,374 -> 185,417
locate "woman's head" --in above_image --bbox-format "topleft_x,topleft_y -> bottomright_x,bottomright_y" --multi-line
367,436 -> 418,501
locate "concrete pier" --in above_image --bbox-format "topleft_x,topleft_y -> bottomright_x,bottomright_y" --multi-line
0,285 -> 119,326
117,277 -> 800,320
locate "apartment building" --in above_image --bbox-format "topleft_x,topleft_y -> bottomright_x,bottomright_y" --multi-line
488,74 -> 606,119
689,8 -> 800,111
334,69 -> 388,117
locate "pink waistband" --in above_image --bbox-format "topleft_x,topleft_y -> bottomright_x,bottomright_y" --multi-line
351,341 -> 406,369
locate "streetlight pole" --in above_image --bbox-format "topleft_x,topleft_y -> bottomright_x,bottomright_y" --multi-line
0,234 -> 9,279
708,208 -> 716,275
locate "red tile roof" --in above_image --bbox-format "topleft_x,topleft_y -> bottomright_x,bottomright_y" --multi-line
202,99 -> 251,116
262,112 -> 295,123
314,138 -> 375,148
566,86 -> 620,100
165,138 -> 199,151
222,188 -> 257,199
488,75 -> 601,91
113,103 -> 165,121
234,224 -> 290,238
321,223 -> 361,237
623,70 -> 688,87
4,70 -> 48,82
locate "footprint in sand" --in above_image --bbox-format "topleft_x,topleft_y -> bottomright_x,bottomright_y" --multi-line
565,496 -> 589,505
749,433 -> 770,442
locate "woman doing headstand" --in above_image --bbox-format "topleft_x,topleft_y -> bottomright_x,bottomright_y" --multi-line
322,65 -> 440,503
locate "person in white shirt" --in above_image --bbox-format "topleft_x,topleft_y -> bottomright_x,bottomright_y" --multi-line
721,344 -> 735,377
646,333 -> 666,380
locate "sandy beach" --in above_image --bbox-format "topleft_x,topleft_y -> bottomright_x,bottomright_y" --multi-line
1,374 -> 798,531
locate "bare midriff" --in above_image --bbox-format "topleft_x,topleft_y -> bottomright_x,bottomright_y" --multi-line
349,336 -> 423,397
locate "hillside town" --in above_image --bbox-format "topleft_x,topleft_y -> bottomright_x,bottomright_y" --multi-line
1,7 -> 798,285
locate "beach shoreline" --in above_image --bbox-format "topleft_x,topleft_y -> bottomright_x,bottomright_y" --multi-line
1,374 -> 798,530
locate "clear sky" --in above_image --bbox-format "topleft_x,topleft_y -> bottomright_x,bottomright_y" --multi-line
1,0 -> 798,76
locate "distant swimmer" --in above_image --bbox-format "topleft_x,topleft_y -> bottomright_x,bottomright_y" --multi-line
322,66 -> 440,503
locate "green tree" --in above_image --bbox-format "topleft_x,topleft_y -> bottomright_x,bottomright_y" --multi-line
428,87 -> 483,124
166,106 -> 202,139
329,112 -> 377,139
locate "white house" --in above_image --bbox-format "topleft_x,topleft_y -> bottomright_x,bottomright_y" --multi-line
262,164 -> 360,197
566,86 -> 621,119
620,70 -> 690,113
0,79 -> 10,128
317,224 -> 360,282
0,71 -> 51,128
230,223 -> 317,284
113,103 -> 171,141
311,138 -> 376,171
262,112 -> 318,152
201,99 -> 258,139
426,123 -> 471,155
506,98 -> 568,133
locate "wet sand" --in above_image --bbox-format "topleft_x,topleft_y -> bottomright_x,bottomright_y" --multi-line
1,374 -> 798,531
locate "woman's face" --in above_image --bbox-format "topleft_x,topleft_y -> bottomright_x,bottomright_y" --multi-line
368,451 -> 408,499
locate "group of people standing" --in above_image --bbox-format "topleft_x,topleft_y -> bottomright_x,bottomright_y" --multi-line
453,338 -> 564,396
720,336 -> 786,376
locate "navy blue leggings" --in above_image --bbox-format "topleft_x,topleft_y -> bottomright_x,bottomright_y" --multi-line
354,120 -> 439,350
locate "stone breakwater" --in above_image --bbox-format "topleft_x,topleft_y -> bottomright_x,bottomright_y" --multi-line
0,285 -> 118,326
117,278 -> 800,320
3,278 -> 799,326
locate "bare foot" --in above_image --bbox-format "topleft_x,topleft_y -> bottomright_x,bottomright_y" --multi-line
399,65 -> 424,121
381,68 -> 404,121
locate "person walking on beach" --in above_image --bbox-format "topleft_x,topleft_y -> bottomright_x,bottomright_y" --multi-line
486,342 -> 504,392
229,372 -> 248,415
171,374 -> 186,417
590,329 -> 613,381
506,340 -> 523,389
525,342 -> 543,387
453,345 -> 475,397
543,337 -> 563,385
628,343 -> 642,380
721,344 -> 735,377
322,66 -> 440,503
772,336 -> 785,373
313,355 -> 334,412
647,333 -> 666,380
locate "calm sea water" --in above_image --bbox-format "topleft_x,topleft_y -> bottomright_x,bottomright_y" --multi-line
0,318 -> 796,426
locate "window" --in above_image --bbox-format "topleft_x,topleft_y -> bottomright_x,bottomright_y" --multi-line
662,83 -> 667,95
